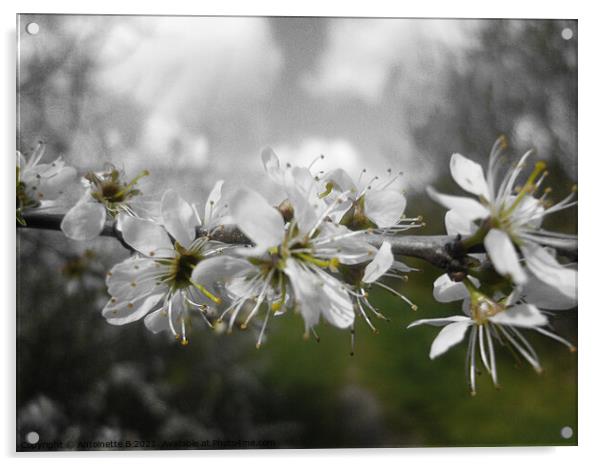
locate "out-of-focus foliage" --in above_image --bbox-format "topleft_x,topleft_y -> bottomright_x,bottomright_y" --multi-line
17,16 -> 577,450
409,20 -> 577,173
405,19 -> 577,237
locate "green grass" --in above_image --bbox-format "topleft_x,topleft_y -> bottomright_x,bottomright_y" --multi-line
256,265 -> 577,447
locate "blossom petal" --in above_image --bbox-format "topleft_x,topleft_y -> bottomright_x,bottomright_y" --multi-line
521,242 -> 577,300
284,260 -> 322,330
522,274 -> 577,310
230,188 -> 284,252
433,274 -> 467,303
429,320 -> 472,359
327,198 -> 354,224
511,194 -> 544,229
315,268 -> 354,329
432,274 -> 480,303
261,146 -> 280,173
445,210 -> 477,236
286,188 -> 319,236
261,147 -> 288,186
144,308 -> 171,334
286,166 -> 319,199
203,180 -> 224,226
161,190 -> 196,248
426,186 -> 489,221
362,241 -> 394,283
484,229 -> 527,285
121,199 -> 162,224
107,256 -> 161,300
489,304 -> 548,328
520,232 -> 578,250
61,197 -> 106,241
120,215 -> 174,257
364,190 -> 407,228
39,165 -> 77,199
450,153 -> 490,200
316,223 -> 377,265
323,168 -> 357,193
191,256 -> 253,295
103,292 -> 163,325
284,167 -> 321,235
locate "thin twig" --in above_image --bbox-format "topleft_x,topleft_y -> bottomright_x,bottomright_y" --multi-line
17,212 -> 578,270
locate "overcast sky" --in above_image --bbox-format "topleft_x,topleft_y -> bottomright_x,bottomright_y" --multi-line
25,16 -> 559,205
20,16 -> 481,201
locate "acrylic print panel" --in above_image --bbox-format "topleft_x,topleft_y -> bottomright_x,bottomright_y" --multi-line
16,14 -> 577,451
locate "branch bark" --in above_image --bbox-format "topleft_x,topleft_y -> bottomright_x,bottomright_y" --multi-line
17,212 -> 577,271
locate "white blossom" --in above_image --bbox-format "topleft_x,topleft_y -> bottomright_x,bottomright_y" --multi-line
197,179 -> 231,232
16,143 -> 76,223
427,137 -> 577,299
409,273 -> 576,394
192,186 -> 379,347
318,167 -> 413,232
256,148 -> 421,348
262,147 -> 422,234
61,166 -> 156,241
101,189 -> 229,345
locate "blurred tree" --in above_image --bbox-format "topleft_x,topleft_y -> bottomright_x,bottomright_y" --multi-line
408,19 -> 577,177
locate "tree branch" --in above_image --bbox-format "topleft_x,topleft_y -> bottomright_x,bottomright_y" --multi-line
17,212 -> 577,271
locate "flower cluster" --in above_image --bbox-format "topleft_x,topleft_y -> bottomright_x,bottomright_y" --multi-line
16,142 -> 76,224
409,272 -> 576,395
16,136 -> 577,394
413,137 -> 577,393
102,188 -> 229,345
61,165 -> 153,241
99,150 -> 419,350
427,136 -> 577,297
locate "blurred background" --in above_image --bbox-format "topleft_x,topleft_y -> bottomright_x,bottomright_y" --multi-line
17,15 -> 577,449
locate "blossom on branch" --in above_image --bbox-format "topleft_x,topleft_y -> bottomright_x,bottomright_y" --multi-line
16,136 -> 577,378
16,143 -> 76,225
427,137 -> 577,299
61,166 -> 152,241
319,167 -> 415,233
262,147 -> 423,234
194,186 -> 373,346
409,273 -> 576,395
180,146 -> 422,349
101,187 -> 230,345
